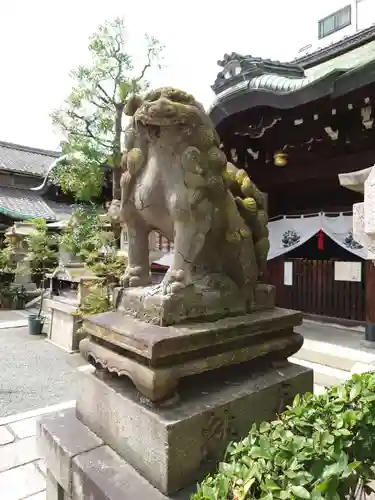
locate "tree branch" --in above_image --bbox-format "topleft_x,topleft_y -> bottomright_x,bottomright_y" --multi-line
68,111 -> 112,148
96,84 -> 113,104
133,46 -> 153,84
89,98 -> 108,111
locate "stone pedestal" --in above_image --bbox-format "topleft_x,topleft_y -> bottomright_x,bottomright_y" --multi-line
38,361 -> 313,499
81,307 -> 303,401
45,298 -> 83,352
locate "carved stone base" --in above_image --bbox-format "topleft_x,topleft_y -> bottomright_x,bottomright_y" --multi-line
37,362 -> 313,498
114,279 -> 275,326
81,307 -> 303,401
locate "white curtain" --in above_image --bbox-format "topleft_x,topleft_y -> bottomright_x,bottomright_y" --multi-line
268,212 -> 366,261
321,213 -> 366,259
268,215 -> 321,260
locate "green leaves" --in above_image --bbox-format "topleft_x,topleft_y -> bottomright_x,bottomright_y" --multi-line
192,372 -> 375,500
51,17 -> 164,203
291,485 -> 310,498
119,81 -> 132,102
25,219 -> 58,277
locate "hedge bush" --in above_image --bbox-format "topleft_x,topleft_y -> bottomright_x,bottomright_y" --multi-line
193,372 -> 375,500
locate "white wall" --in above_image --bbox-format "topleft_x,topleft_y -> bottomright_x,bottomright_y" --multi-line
296,0 -> 375,58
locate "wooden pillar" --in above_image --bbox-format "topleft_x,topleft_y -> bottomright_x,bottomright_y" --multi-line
365,261 -> 375,342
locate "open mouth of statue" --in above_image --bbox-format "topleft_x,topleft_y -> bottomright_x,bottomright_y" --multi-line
144,124 -> 161,139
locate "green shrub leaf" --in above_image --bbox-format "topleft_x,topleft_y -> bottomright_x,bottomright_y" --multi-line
291,485 -> 310,498
193,371 -> 375,500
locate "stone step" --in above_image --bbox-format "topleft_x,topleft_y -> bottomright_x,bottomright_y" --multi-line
289,357 -> 351,388
293,338 -> 375,373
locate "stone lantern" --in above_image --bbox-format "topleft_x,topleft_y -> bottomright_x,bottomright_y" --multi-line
5,221 -> 37,290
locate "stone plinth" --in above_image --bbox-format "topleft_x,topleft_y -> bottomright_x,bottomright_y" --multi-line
81,307 -> 303,401
38,362 -> 313,498
45,298 -> 83,352
114,281 -> 275,326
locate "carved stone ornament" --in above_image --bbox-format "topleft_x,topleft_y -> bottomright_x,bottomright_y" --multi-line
200,410 -> 237,464
108,86 -> 272,325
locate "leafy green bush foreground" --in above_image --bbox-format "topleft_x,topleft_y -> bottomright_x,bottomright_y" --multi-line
193,372 -> 375,500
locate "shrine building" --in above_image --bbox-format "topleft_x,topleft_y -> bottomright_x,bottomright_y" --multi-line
209,24 -> 375,329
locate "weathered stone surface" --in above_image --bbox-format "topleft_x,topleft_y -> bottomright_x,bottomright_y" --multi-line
37,408 -> 103,494
76,362 -> 313,494
83,307 -> 302,363
116,278 -> 249,326
81,307 -> 303,401
80,330 -> 302,401
0,436 -> 38,472
0,462 -> 45,499
115,281 -> 275,326
0,426 -> 15,445
72,445 -> 171,500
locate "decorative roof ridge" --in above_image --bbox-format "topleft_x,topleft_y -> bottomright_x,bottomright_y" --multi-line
293,24 -> 375,69
212,53 -> 305,95
0,140 -> 61,158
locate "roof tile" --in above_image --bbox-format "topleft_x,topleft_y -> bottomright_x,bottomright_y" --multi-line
0,186 -> 58,221
0,142 -> 60,177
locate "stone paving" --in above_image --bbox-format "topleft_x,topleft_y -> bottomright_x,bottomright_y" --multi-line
0,401 -> 75,500
0,323 -> 86,417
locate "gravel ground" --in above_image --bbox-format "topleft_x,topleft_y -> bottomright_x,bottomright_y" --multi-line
0,324 -> 86,417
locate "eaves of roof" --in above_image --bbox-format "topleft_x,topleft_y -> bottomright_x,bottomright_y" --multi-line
209,59 -> 375,128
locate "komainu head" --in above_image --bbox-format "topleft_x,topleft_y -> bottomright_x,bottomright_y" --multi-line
125,87 -> 207,127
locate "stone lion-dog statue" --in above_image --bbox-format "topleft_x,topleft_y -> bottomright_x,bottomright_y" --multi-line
108,87 -> 269,308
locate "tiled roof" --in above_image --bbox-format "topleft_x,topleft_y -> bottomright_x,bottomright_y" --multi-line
212,53 -> 305,95
209,38 -> 375,126
0,186 -> 68,221
0,141 -> 60,177
45,200 -> 75,221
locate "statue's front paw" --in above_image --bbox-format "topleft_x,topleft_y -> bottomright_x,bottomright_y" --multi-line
162,269 -> 186,295
120,266 -> 150,287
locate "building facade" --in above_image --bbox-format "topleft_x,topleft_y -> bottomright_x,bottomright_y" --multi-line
297,0 -> 375,57
209,23 -> 375,325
